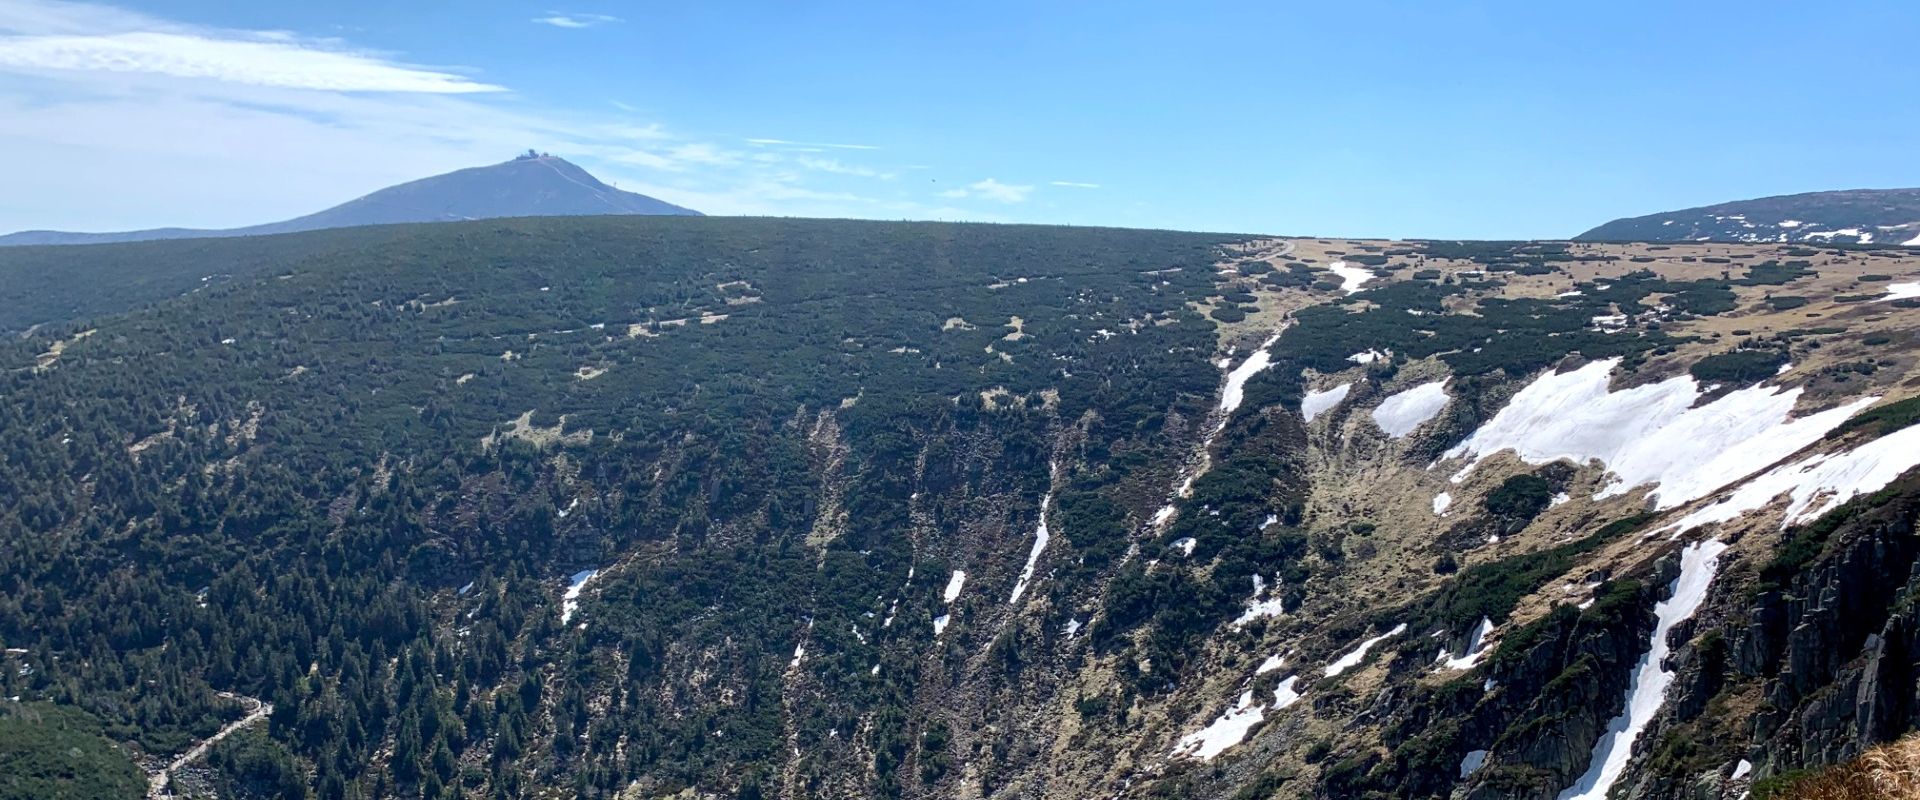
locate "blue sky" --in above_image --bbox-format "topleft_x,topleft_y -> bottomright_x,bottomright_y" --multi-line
0,0 -> 1915,238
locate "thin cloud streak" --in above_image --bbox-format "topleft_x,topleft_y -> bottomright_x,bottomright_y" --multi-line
531,12 -> 622,29
745,137 -> 879,151
0,31 -> 505,92
938,178 -> 1034,203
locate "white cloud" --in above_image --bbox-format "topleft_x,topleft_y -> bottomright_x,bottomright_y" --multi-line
531,12 -> 621,29
794,156 -> 894,180
0,2 -> 502,93
0,31 -> 504,92
1051,180 -> 1100,189
745,137 -> 879,151
940,178 -> 1034,203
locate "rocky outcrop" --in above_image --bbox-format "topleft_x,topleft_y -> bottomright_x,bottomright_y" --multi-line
1619,471 -> 1920,799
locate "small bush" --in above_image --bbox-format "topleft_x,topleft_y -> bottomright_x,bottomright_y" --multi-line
1690,349 -> 1788,384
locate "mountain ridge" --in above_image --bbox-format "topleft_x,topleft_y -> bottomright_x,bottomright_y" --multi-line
0,154 -> 700,247
1576,187 -> 1920,245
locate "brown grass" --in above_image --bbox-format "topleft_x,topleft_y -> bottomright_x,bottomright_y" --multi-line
1769,734 -> 1920,799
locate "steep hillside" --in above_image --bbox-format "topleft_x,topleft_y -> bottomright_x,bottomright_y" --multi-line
4,222 -> 1920,799
0,154 -> 698,248
1576,188 -> 1920,245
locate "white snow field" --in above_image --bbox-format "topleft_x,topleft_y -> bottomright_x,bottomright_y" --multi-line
1877,282 -> 1920,302
1173,691 -> 1266,761
560,568 -> 600,624
1325,623 -> 1408,677
1301,382 -> 1352,423
1558,540 -> 1728,800
1326,261 -> 1375,294
1445,358 -> 1874,508
1372,381 -> 1450,438
1667,424 -> 1920,534
1007,494 -> 1052,604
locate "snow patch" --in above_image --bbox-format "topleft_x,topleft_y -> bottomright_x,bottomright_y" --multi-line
1731,759 -> 1752,780
1557,540 -> 1728,800
1272,676 -> 1303,709
1218,332 -> 1283,418
1876,282 -> 1920,302
1173,691 -> 1266,761
1301,383 -> 1352,423
1667,424 -> 1920,534
560,569 -> 599,625
943,570 -> 967,603
1432,492 -> 1453,515
1008,494 -> 1052,604
1232,574 -> 1287,627
1445,359 -> 1874,509
1437,617 -> 1493,670
933,614 -> 951,636
1255,654 -> 1286,675
1372,381 -> 1450,438
1326,261 -> 1375,294
1348,349 -> 1388,364
1325,623 -> 1407,677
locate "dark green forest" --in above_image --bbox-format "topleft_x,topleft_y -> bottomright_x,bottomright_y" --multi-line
0,217 -> 1260,798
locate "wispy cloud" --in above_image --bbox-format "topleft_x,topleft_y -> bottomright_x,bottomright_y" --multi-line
1050,180 -> 1100,189
938,178 -> 1034,203
745,137 -> 879,151
531,12 -> 621,29
0,27 -> 502,92
794,156 -> 894,180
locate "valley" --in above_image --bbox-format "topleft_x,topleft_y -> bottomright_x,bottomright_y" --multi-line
1,217 -> 1918,799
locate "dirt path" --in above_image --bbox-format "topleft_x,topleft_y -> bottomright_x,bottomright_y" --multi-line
147,696 -> 272,798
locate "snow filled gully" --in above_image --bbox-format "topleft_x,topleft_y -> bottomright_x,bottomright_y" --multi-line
1556,539 -> 1728,800
1153,329 -> 1283,528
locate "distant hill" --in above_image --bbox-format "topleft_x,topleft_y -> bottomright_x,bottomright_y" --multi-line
1575,188 -> 1920,245
0,154 -> 700,246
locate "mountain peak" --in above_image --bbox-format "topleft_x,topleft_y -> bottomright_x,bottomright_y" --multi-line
0,155 -> 700,247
